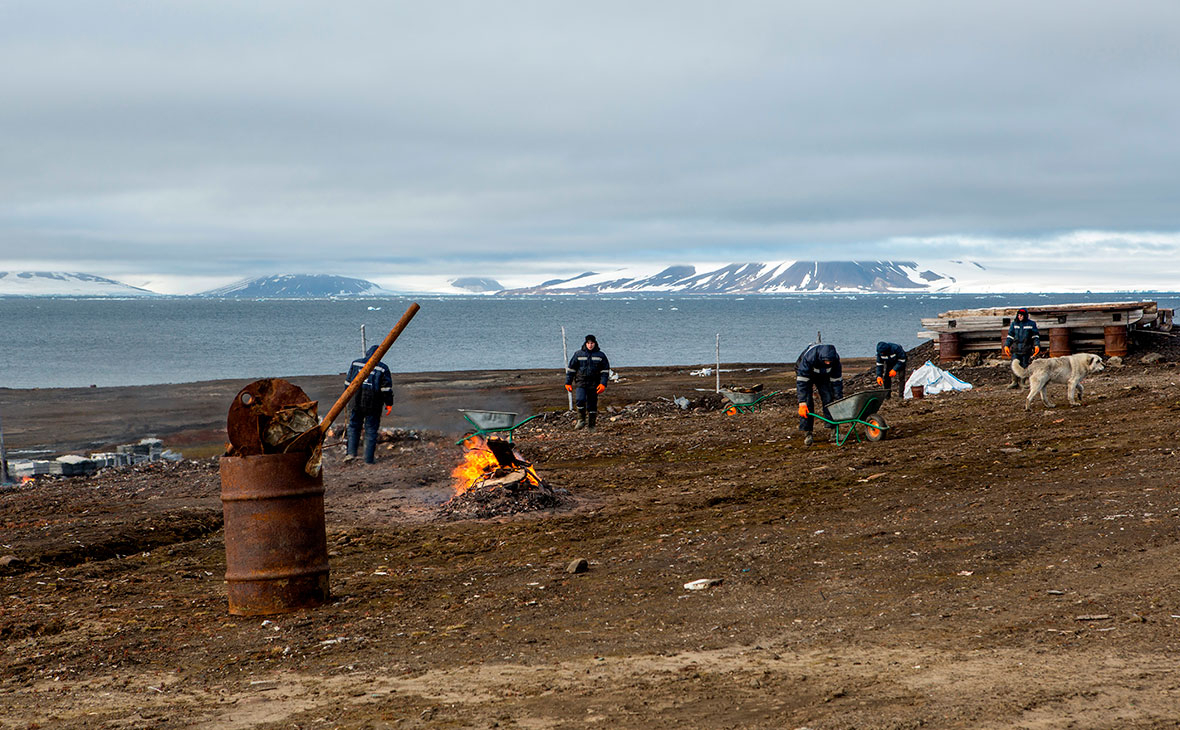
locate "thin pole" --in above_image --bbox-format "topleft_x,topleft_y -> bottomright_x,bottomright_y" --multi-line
817,330 -> 822,344
0,411 -> 10,485
715,333 -> 721,393
561,326 -> 572,411
361,324 -> 367,353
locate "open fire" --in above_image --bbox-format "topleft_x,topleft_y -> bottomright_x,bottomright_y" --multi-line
441,436 -> 561,519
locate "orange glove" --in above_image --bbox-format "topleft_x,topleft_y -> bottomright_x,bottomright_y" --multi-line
798,403 -> 809,418
888,369 -> 897,378
384,405 -> 392,416
565,384 -> 573,392
1032,346 -> 1040,357
876,376 -> 884,386
596,384 -> 605,395
1002,346 -> 1011,357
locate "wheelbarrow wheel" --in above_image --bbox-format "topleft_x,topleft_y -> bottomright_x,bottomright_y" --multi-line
864,414 -> 887,442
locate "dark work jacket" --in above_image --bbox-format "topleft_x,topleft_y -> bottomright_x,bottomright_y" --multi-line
796,343 -> 844,402
875,342 -> 907,377
1005,317 -> 1041,353
346,345 -> 394,412
566,347 -> 611,387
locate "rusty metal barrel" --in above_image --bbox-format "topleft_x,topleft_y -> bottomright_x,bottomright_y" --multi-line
1103,325 -> 1128,357
1049,328 -> 1071,357
220,453 -> 329,615
938,332 -> 961,362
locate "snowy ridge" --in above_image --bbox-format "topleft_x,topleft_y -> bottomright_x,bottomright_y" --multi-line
0,271 -> 157,297
501,260 -> 989,295
199,274 -> 394,298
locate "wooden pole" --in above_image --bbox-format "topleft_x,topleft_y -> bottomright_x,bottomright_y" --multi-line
715,333 -> 721,393
361,324 -> 367,353
561,326 -> 572,411
817,330 -> 822,344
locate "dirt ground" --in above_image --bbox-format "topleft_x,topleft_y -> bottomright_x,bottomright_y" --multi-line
4,346 -> 1180,729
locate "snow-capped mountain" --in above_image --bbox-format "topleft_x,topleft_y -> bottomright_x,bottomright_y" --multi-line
500,260 -> 989,295
198,274 -> 394,298
0,271 -> 158,297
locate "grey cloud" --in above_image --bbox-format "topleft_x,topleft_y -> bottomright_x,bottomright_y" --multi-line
1,1 -> 1180,276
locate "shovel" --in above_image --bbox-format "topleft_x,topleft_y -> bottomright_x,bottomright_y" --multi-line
284,302 -> 421,454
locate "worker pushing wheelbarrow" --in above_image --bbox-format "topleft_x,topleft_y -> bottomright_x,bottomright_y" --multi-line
795,342 -> 889,446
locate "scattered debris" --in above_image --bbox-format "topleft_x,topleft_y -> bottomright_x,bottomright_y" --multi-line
567,558 -> 589,574
684,578 -> 723,591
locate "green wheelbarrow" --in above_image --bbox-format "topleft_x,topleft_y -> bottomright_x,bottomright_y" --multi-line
456,409 -> 544,445
808,389 -> 890,445
721,388 -> 782,414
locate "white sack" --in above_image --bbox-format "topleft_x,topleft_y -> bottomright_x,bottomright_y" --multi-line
903,360 -> 973,399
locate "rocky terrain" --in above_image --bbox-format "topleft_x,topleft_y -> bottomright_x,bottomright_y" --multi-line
3,346 -> 1180,728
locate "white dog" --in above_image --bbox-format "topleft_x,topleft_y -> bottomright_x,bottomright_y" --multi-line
1012,353 -> 1104,411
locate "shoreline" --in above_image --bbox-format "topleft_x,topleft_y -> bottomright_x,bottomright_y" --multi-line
0,361 -> 807,457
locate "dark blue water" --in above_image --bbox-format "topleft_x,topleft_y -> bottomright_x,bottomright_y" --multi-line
2,293 -> 1176,388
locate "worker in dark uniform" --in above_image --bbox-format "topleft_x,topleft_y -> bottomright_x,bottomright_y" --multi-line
344,344 -> 393,463
565,334 -> 610,430
875,341 -> 908,399
1003,308 -> 1041,389
796,343 -> 843,446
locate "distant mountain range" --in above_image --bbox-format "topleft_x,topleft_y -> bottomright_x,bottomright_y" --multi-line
0,261 -> 992,297
0,271 -> 157,297
198,274 -> 394,298
500,260 -> 986,294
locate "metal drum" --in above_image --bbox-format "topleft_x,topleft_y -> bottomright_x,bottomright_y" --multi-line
1049,328 -> 1072,357
220,453 -> 329,615
938,332 -> 961,361
1103,325 -> 1128,357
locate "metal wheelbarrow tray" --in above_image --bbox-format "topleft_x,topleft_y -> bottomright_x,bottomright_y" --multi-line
720,389 -> 781,414
457,409 -> 543,444
809,389 -> 890,445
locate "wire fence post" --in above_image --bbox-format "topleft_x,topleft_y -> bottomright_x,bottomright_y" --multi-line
361,324 -> 367,353
561,326 -> 572,411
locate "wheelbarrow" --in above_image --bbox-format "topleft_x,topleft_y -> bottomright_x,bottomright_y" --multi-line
807,389 -> 890,445
456,409 -> 543,445
720,388 -> 781,414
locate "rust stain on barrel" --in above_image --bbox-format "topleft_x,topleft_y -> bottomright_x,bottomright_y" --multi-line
1103,325 -> 1128,357
220,452 -> 329,615
938,332 -> 961,361
1049,328 -> 1072,357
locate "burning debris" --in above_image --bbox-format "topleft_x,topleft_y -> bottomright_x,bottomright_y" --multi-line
439,436 -> 566,520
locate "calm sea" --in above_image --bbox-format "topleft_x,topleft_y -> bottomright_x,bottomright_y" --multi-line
2,293 -> 1176,389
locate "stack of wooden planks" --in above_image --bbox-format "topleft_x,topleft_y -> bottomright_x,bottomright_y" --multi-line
918,301 -> 1172,359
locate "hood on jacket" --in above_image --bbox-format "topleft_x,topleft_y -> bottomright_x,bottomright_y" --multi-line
814,343 -> 839,363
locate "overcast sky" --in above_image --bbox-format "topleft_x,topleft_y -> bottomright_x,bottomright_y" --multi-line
2,1 -> 1179,292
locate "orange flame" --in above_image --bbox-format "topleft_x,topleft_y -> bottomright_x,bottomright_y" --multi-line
450,436 -> 500,495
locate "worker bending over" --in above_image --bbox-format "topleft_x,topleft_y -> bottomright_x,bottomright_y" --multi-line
875,341 -> 907,398
796,343 -> 843,447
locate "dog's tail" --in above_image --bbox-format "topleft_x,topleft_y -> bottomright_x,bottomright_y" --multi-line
1011,359 -> 1028,378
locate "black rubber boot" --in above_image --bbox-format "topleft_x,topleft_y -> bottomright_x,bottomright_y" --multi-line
587,412 -> 597,431
803,432 -> 813,446
575,407 -> 587,430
